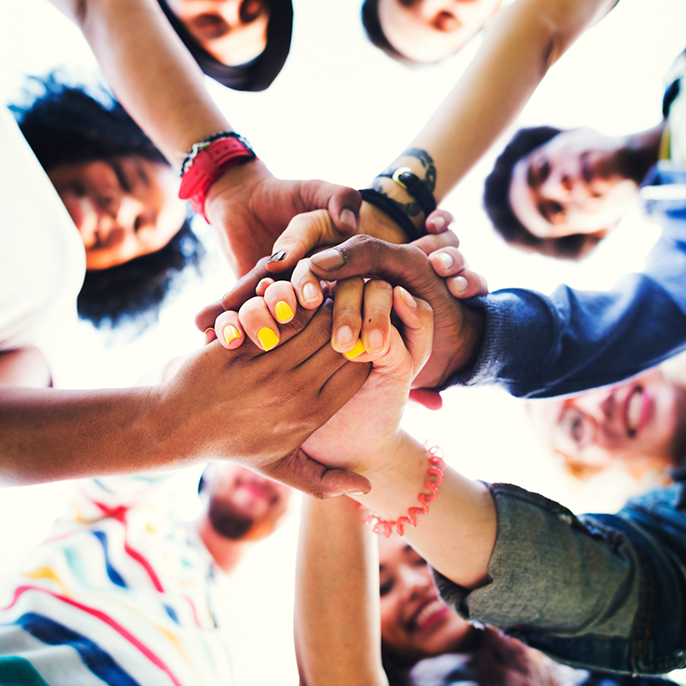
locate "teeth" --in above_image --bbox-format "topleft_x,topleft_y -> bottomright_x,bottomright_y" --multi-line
627,389 -> 642,434
414,599 -> 444,628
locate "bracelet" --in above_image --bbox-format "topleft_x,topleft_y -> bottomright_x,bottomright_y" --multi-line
362,444 -> 446,537
378,168 -> 437,218
179,132 -> 256,221
359,188 -> 423,242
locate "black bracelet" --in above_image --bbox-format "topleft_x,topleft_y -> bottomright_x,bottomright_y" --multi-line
359,188 -> 423,242
378,168 -> 437,218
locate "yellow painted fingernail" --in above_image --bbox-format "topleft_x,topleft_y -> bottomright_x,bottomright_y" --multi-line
258,326 -> 279,351
223,325 -> 241,345
275,301 -> 294,323
344,339 -> 365,360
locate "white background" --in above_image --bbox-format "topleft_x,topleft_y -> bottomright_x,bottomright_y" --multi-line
1,0 -> 686,682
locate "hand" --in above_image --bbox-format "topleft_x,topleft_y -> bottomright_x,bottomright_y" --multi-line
194,208 -> 456,333
159,304 -> 372,498
204,161 -> 361,277
306,235 -> 486,405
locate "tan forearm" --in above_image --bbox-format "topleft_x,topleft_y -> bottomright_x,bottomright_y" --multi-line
295,496 -> 388,686
50,0 -> 231,166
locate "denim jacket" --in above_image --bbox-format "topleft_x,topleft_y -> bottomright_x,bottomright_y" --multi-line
435,165 -> 686,674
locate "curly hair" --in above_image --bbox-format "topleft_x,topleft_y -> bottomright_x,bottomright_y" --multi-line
10,74 -> 204,329
484,126 -> 604,260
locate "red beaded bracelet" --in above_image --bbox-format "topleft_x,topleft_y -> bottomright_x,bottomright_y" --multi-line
179,132 -> 256,222
362,444 -> 446,537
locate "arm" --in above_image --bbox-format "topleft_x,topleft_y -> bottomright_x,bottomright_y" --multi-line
295,496 -> 388,686
47,0 -> 360,276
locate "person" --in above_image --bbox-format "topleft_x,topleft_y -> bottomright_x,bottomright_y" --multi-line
296,496 -> 677,686
9,75 -> 200,330
158,0 -> 293,91
527,362 -> 686,481
483,50 -> 686,258
0,462 -> 292,684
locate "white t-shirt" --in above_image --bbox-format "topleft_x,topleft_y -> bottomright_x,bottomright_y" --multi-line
0,106 -> 86,371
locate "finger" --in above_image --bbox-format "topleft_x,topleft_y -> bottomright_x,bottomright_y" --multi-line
392,286 -> 434,373
256,278 -> 275,297
428,246 -> 468,277
204,327 -> 217,345
267,209 -> 344,275
361,279 -> 393,356
196,300 -> 225,334
214,311 -> 245,350
292,258 -> 325,310
266,448 -> 371,499
425,209 -> 454,234
412,230 -> 460,256
409,388 -> 444,410
264,281 -> 298,324
238,297 -> 282,351
331,277 -> 365,354
326,185 -> 362,237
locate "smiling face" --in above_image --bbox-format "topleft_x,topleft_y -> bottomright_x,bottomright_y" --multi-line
378,536 -> 472,661
201,463 -> 292,542
508,128 -> 640,240
528,369 -> 686,478
377,0 -> 502,63
166,0 -> 269,65
48,156 -> 187,271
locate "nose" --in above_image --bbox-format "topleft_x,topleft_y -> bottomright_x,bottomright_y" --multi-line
571,389 -> 617,441
397,565 -> 431,602
96,194 -> 145,246
419,0 -> 458,21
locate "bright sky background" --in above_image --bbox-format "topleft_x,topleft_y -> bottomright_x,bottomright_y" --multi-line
2,0 -> 686,683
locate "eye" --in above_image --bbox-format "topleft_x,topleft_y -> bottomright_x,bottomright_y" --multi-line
380,579 -> 393,597
560,408 -> 590,448
240,0 -> 263,23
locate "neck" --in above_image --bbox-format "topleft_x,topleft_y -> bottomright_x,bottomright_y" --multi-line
621,122 -> 667,183
195,515 -> 251,574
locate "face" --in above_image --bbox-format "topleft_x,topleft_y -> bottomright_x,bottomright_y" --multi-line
528,369 -> 686,478
378,536 -> 472,661
509,129 -> 640,240
377,0 -> 502,63
166,0 -> 269,66
201,463 -> 292,541
49,156 -> 187,271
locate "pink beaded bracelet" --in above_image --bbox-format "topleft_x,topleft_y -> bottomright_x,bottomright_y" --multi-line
362,444 -> 446,537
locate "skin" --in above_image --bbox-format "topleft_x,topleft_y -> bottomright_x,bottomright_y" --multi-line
528,368 -> 686,478
165,0 -> 269,66
378,0 -> 503,63
48,156 -> 187,270
378,536 -> 473,661
508,128 -> 646,239
196,462 -> 292,572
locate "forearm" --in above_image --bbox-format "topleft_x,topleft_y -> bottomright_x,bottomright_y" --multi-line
51,0 -> 230,166
0,385 -> 186,485
353,432 -> 496,590
295,496 -> 387,686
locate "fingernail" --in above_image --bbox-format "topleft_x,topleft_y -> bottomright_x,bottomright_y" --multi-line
258,326 -> 279,351
268,250 -> 287,264
334,325 -> 354,348
311,249 -> 345,271
204,327 -> 215,335
275,301 -> 294,323
451,276 -> 468,294
367,330 -> 384,353
346,490 -> 366,496
302,282 -> 321,304
428,216 -> 446,231
204,327 -> 216,344
344,339 -> 365,360
436,252 -> 453,270
223,325 -> 241,345
399,287 -> 417,309
340,208 -> 358,232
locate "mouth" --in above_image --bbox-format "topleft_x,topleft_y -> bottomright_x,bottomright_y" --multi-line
625,386 -> 649,438
236,479 -> 276,503
408,596 -> 449,634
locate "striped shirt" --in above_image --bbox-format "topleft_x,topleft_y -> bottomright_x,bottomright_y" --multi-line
0,476 -> 235,686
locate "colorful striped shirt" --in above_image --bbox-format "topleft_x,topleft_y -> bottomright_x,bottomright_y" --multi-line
0,476 -> 235,686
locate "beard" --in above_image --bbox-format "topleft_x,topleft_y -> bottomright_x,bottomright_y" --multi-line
207,498 -> 255,541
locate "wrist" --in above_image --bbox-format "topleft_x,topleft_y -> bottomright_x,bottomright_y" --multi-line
444,304 -> 486,383
204,158 -> 272,219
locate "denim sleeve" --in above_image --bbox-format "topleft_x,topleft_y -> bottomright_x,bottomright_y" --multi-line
433,483 -> 686,674
446,224 -> 686,398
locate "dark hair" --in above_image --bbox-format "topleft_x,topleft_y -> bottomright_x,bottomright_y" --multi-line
157,0 -> 293,92
361,0 -> 417,65
484,126 -> 604,260
11,74 -> 204,329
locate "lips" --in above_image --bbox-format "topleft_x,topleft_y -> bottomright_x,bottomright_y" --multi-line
408,596 -> 449,633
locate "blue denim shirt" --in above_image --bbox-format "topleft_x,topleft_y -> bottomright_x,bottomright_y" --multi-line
435,166 -> 686,675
